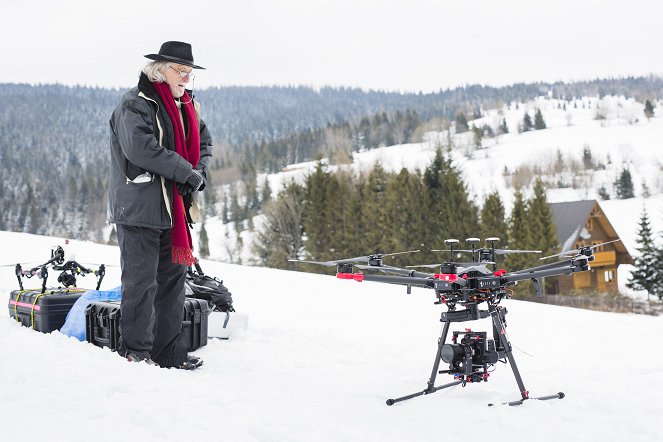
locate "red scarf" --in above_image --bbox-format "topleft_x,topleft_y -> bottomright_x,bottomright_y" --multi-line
151,81 -> 201,266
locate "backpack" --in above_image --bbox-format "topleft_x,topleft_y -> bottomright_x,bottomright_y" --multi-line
185,260 -> 234,313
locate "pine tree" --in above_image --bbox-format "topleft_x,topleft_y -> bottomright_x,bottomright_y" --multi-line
527,179 -> 560,293
252,183 -> 305,269
423,147 -> 479,255
198,221 -> 210,258
522,112 -> 533,132
627,209 -> 658,300
614,168 -> 635,199
108,226 -> 118,245
644,99 -> 655,120
499,118 -> 509,134
582,145 -> 593,169
260,178 -> 272,207
534,109 -> 547,130
480,191 -> 508,244
455,112 -> 470,133
506,190 -> 531,273
361,162 -> 393,253
597,185 -> 610,200
222,193 -> 230,224
385,168 -> 427,266
302,161 -> 344,261
471,124 -> 483,148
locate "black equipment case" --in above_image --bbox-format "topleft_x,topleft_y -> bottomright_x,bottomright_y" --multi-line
85,298 -> 209,352
9,288 -> 87,333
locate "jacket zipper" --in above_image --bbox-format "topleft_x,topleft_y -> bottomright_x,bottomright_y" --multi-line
138,91 -> 173,226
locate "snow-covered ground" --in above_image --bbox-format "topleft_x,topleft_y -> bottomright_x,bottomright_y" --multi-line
0,231 -> 661,441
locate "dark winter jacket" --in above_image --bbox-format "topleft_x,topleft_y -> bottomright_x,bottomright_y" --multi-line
107,73 -> 212,228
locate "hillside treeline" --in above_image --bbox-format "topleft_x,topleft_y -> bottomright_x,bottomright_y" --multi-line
253,147 -> 559,295
233,109 -> 422,173
1,76 -> 661,240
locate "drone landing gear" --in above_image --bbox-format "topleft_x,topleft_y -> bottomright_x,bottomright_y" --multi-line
385,303 -> 564,407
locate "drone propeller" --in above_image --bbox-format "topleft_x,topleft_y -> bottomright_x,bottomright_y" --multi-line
76,262 -> 120,268
492,249 -> 542,255
288,259 -> 340,267
407,261 -> 495,269
289,250 -> 420,267
354,263 -> 432,276
539,239 -> 621,260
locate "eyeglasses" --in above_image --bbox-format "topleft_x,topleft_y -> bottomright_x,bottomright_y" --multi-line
168,65 -> 195,79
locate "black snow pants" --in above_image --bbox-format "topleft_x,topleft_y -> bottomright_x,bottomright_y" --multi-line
116,225 -> 188,367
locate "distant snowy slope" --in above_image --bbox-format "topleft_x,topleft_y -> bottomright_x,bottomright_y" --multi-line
202,96 -> 663,280
0,231 -> 661,441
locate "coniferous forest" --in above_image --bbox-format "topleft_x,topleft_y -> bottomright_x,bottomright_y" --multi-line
1,76 -> 662,242
252,147 -> 560,295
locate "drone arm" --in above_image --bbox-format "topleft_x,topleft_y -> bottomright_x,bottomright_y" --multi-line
504,259 -> 589,284
353,273 -> 436,289
509,258 -> 580,275
94,264 -> 106,290
15,264 -> 24,290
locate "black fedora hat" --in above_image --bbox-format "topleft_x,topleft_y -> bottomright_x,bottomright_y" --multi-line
145,41 -> 205,69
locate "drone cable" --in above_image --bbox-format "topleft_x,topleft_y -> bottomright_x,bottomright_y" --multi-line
511,343 -> 535,358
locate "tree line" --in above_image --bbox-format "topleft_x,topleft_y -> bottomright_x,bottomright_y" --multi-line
253,147 -> 559,295
1,76 -> 660,241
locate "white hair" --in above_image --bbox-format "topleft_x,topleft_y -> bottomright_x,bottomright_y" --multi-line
142,61 -> 170,83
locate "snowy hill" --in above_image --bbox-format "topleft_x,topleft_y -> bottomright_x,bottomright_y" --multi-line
199,96 -> 663,296
1,231 -> 662,441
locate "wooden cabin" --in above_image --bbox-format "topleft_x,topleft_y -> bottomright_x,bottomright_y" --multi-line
548,200 -> 633,294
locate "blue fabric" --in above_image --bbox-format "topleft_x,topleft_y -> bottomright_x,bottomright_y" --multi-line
60,287 -> 122,341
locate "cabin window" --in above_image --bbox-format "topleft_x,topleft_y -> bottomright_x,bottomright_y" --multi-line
604,270 -> 614,283
587,218 -> 594,231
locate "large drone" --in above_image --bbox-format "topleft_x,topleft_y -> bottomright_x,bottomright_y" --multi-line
291,237 -> 604,406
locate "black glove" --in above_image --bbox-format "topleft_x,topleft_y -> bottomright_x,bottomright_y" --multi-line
195,168 -> 207,192
177,170 -> 203,196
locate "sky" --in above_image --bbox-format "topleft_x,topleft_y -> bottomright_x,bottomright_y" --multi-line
1,231 -> 662,441
2,0 -> 662,92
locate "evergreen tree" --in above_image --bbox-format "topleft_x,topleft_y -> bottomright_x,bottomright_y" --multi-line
198,221 -> 210,258
480,191 -> 508,244
338,176 -> 365,258
527,179 -> 560,293
506,190 -> 531,272
253,183 -> 305,269
644,99 -> 655,119
499,118 -> 509,134
627,209 -> 658,299
385,168 -> 427,266
534,109 -> 547,130
455,112 -> 470,133
108,226 -> 118,246
222,193 -> 230,224
229,187 -> 242,222
260,178 -> 273,206
522,112 -> 533,132
302,162 -> 344,261
361,162 -> 393,252
613,167 -> 635,199
423,147 -> 479,255
597,185 -> 610,200
471,124 -> 483,148
582,145 -> 593,169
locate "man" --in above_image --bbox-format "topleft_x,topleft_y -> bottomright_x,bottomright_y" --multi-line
108,41 -> 212,369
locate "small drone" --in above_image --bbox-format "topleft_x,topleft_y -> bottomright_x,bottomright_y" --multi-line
2,245 -> 109,293
291,237 -> 608,406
